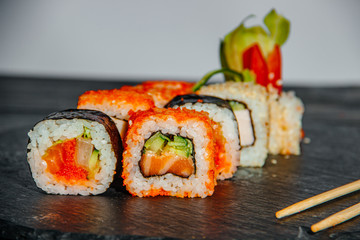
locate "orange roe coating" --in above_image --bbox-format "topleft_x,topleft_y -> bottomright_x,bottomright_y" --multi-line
127,107 -> 211,128
121,80 -> 195,107
42,139 -> 88,185
211,122 -> 232,178
77,88 -> 155,116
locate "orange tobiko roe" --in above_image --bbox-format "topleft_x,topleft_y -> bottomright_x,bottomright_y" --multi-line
121,80 -> 195,107
77,88 -> 156,111
212,122 -> 232,178
42,139 -> 88,184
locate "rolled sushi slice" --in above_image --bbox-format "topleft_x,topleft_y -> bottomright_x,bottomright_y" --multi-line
165,94 -> 241,180
77,88 -> 155,140
122,108 -> 216,198
27,109 -> 122,195
198,81 -> 269,167
121,80 -> 195,107
268,90 -> 304,155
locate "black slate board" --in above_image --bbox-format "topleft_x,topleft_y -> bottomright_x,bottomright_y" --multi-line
1,76 -> 360,239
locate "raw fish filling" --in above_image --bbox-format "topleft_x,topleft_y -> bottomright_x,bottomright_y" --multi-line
42,129 -> 100,184
229,101 -> 255,147
140,132 -> 195,178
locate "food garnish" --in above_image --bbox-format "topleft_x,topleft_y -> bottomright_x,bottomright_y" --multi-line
220,9 -> 290,93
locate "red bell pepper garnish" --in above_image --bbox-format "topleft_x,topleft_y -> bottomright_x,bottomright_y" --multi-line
267,44 -> 282,94
242,44 -> 269,87
220,9 -> 290,94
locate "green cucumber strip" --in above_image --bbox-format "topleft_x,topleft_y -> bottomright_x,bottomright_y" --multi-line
229,101 -> 246,111
164,145 -> 190,158
144,132 -> 162,148
83,127 -> 91,139
160,134 -> 171,142
185,139 -> 193,154
143,132 -> 193,158
192,68 -> 244,92
53,139 -> 63,145
89,149 -> 99,171
144,132 -> 167,152
168,135 -> 187,147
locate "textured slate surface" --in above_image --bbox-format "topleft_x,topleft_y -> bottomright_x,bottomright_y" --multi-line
1,76 -> 360,239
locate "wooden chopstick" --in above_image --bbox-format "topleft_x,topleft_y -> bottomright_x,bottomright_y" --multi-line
311,202 -> 360,232
276,179 -> 360,219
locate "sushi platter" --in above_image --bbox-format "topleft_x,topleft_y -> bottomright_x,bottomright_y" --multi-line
1,9 -> 359,239
1,77 -> 360,239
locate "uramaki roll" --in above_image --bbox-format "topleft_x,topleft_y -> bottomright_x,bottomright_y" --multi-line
165,94 -> 241,180
121,80 -> 195,107
77,88 -> 156,140
27,109 -> 122,195
122,108 -> 216,198
198,81 -> 269,167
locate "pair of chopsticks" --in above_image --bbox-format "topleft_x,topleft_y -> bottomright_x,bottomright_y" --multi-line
275,179 -> 360,233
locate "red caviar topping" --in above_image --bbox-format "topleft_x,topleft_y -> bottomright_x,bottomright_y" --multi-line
42,139 -> 88,184
77,88 -> 155,110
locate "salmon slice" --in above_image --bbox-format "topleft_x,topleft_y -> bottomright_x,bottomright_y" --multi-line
140,151 -> 194,178
42,139 -> 88,182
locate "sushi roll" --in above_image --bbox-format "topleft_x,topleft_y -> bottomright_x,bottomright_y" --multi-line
27,109 -> 122,195
197,81 -> 269,167
165,94 -> 241,180
121,80 -> 195,107
268,90 -> 304,155
122,108 -> 216,198
77,88 -> 155,140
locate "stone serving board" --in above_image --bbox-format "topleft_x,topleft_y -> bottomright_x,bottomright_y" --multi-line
1,77 -> 359,239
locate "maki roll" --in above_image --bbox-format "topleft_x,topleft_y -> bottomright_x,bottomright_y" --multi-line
198,81 -> 269,167
165,94 -> 241,180
27,109 -> 122,195
268,90 -> 304,155
122,108 -> 216,198
77,88 -> 155,140
121,80 -> 195,107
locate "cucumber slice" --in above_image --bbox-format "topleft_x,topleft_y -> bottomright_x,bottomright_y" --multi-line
144,132 -> 193,158
160,134 -> 171,142
164,145 -> 190,158
185,139 -> 193,155
83,126 -> 91,139
144,132 -> 167,153
167,135 -> 187,147
89,149 -> 99,171
53,139 -> 63,145
229,101 -> 246,111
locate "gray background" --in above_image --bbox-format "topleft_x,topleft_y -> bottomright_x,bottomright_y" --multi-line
0,0 -> 359,86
